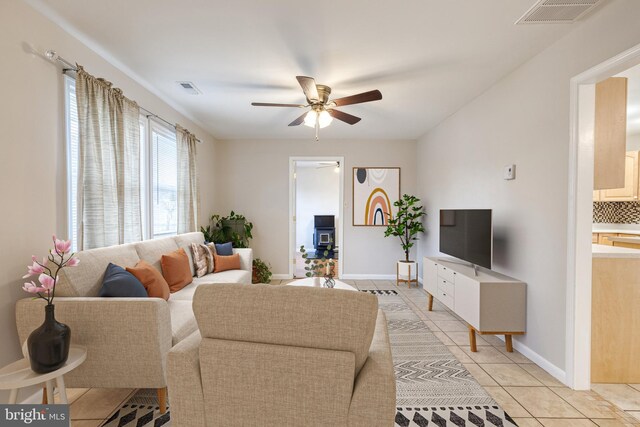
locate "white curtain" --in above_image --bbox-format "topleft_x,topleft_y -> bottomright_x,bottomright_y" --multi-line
76,67 -> 142,250
176,125 -> 199,234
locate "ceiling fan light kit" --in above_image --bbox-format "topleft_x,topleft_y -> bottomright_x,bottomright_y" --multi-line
251,76 -> 382,141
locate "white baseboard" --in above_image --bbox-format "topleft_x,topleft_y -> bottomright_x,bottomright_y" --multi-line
340,274 -> 396,280
497,336 -> 567,385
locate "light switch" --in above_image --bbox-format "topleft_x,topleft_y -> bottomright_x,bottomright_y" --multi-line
504,164 -> 516,180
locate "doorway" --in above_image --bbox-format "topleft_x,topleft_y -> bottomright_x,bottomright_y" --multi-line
289,157 -> 344,279
567,43 -> 640,390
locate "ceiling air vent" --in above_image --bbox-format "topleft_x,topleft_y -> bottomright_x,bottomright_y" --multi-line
515,0 -> 602,24
176,81 -> 202,95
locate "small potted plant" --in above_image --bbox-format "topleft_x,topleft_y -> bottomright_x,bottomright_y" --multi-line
21,235 -> 80,373
300,244 -> 336,288
384,194 -> 426,287
201,211 -> 254,248
252,258 -> 273,284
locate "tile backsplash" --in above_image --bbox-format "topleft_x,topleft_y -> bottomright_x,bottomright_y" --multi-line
593,202 -> 640,223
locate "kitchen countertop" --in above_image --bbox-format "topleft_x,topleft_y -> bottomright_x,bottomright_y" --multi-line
592,228 -> 640,235
592,244 -> 640,258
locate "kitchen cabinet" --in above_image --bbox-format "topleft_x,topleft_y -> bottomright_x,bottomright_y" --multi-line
593,151 -> 639,201
594,77 -> 628,190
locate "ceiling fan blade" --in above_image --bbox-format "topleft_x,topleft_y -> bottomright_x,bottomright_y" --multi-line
288,112 -> 308,126
331,90 -> 382,107
328,109 -> 361,125
251,102 -> 306,108
296,76 -> 320,103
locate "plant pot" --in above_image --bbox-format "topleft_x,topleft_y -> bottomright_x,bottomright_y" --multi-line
221,219 -> 246,237
27,304 -> 71,374
313,276 -> 321,286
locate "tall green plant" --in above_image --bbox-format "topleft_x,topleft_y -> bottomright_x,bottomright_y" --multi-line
384,194 -> 426,262
200,211 -> 254,248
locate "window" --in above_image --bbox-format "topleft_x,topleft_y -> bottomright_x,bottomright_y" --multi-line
149,122 -> 178,238
65,78 -> 179,249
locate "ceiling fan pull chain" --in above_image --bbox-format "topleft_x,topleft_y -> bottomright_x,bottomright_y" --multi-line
315,116 -> 320,141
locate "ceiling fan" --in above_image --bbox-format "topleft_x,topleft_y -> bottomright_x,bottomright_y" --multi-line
251,76 -> 382,140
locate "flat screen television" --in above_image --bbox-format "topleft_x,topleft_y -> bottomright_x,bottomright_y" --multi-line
439,209 -> 492,269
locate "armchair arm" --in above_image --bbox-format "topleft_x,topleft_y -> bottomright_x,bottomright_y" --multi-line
348,310 -> 396,427
233,248 -> 253,272
167,331 -> 206,427
16,297 -> 172,389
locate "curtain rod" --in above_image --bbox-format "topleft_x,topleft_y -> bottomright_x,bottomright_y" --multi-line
45,50 -> 202,144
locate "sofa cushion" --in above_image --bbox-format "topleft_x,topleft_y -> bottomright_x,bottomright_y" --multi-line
127,260 -> 170,300
190,243 -> 213,277
193,284 -> 379,375
213,253 -> 241,273
161,248 -> 192,293
56,243 -> 140,297
168,300 -> 198,345
174,232 -> 205,277
170,270 -> 250,301
98,263 -> 147,298
214,242 -> 233,256
135,237 -> 180,273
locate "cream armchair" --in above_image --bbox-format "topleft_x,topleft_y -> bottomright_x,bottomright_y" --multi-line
167,283 -> 396,427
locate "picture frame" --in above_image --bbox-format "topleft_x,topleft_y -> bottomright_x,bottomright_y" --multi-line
352,167 -> 401,226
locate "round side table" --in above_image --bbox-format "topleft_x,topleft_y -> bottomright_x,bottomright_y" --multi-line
0,345 -> 87,404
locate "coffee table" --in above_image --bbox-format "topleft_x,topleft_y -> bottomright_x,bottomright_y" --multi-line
289,277 -> 356,291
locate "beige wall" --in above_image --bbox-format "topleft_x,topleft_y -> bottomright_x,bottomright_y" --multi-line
416,0 -> 640,376
0,0 -> 217,396
215,139 -> 416,276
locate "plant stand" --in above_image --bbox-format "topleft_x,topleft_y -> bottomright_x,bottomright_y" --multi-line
396,261 -> 418,288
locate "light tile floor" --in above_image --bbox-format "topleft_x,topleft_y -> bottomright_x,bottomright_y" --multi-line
55,280 -> 639,426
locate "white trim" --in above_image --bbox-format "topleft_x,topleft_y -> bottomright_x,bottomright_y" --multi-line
341,274 -> 397,280
566,42 -> 640,390
289,156 -> 345,280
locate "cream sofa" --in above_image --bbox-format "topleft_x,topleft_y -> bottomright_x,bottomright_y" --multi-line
167,283 -> 396,427
15,232 -> 252,409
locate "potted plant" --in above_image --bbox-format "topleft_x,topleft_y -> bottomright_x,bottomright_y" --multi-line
384,194 -> 426,286
299,244 -> 336,288
201,211 -> 254,248
21,235 -> 80,373
252,258 -> 273,284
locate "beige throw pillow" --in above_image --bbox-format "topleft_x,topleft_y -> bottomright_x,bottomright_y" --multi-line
191,243 -> 214,277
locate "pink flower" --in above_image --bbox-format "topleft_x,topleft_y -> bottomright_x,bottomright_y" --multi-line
66,257 -> 80,267
38,274 -> 56,291
22,281 -> 45,294
22,260 -> 45,278
52,235 -> 72,254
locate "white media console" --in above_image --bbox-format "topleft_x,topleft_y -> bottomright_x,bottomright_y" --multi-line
423,257 -> 526,352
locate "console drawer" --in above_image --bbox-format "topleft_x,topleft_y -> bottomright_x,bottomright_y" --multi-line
438,289 -> 454,310
437,265 -> 455,282
438,278 -> 455,297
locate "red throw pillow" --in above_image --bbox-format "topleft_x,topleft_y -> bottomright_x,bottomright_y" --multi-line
214,253 -> 241,273
126,260 -> 170,300
161,248 -> 193,292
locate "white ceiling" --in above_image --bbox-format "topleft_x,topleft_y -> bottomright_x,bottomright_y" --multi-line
29,0 -> 590,140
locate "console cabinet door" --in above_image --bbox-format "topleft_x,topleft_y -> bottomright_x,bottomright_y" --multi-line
453,274 -> 480,330
423,259 -> 438,295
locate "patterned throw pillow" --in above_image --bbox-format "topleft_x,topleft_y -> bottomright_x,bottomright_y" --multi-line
191,243 -> 214,277
205,243 -> 217,272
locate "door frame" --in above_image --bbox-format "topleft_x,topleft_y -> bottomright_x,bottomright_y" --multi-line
566,42 -> 640,389
289,156 -> 345,279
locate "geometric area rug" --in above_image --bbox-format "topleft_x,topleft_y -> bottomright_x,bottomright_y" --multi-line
103,292 -> 518,427
377,292 -> 518,427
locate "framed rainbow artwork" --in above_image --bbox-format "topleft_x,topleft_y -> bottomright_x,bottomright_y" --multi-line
352,167 -> 400,226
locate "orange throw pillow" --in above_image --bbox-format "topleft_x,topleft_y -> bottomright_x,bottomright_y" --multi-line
214,253 -> 241,273
126,260 -> 170,300
161,248 -> 193,292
